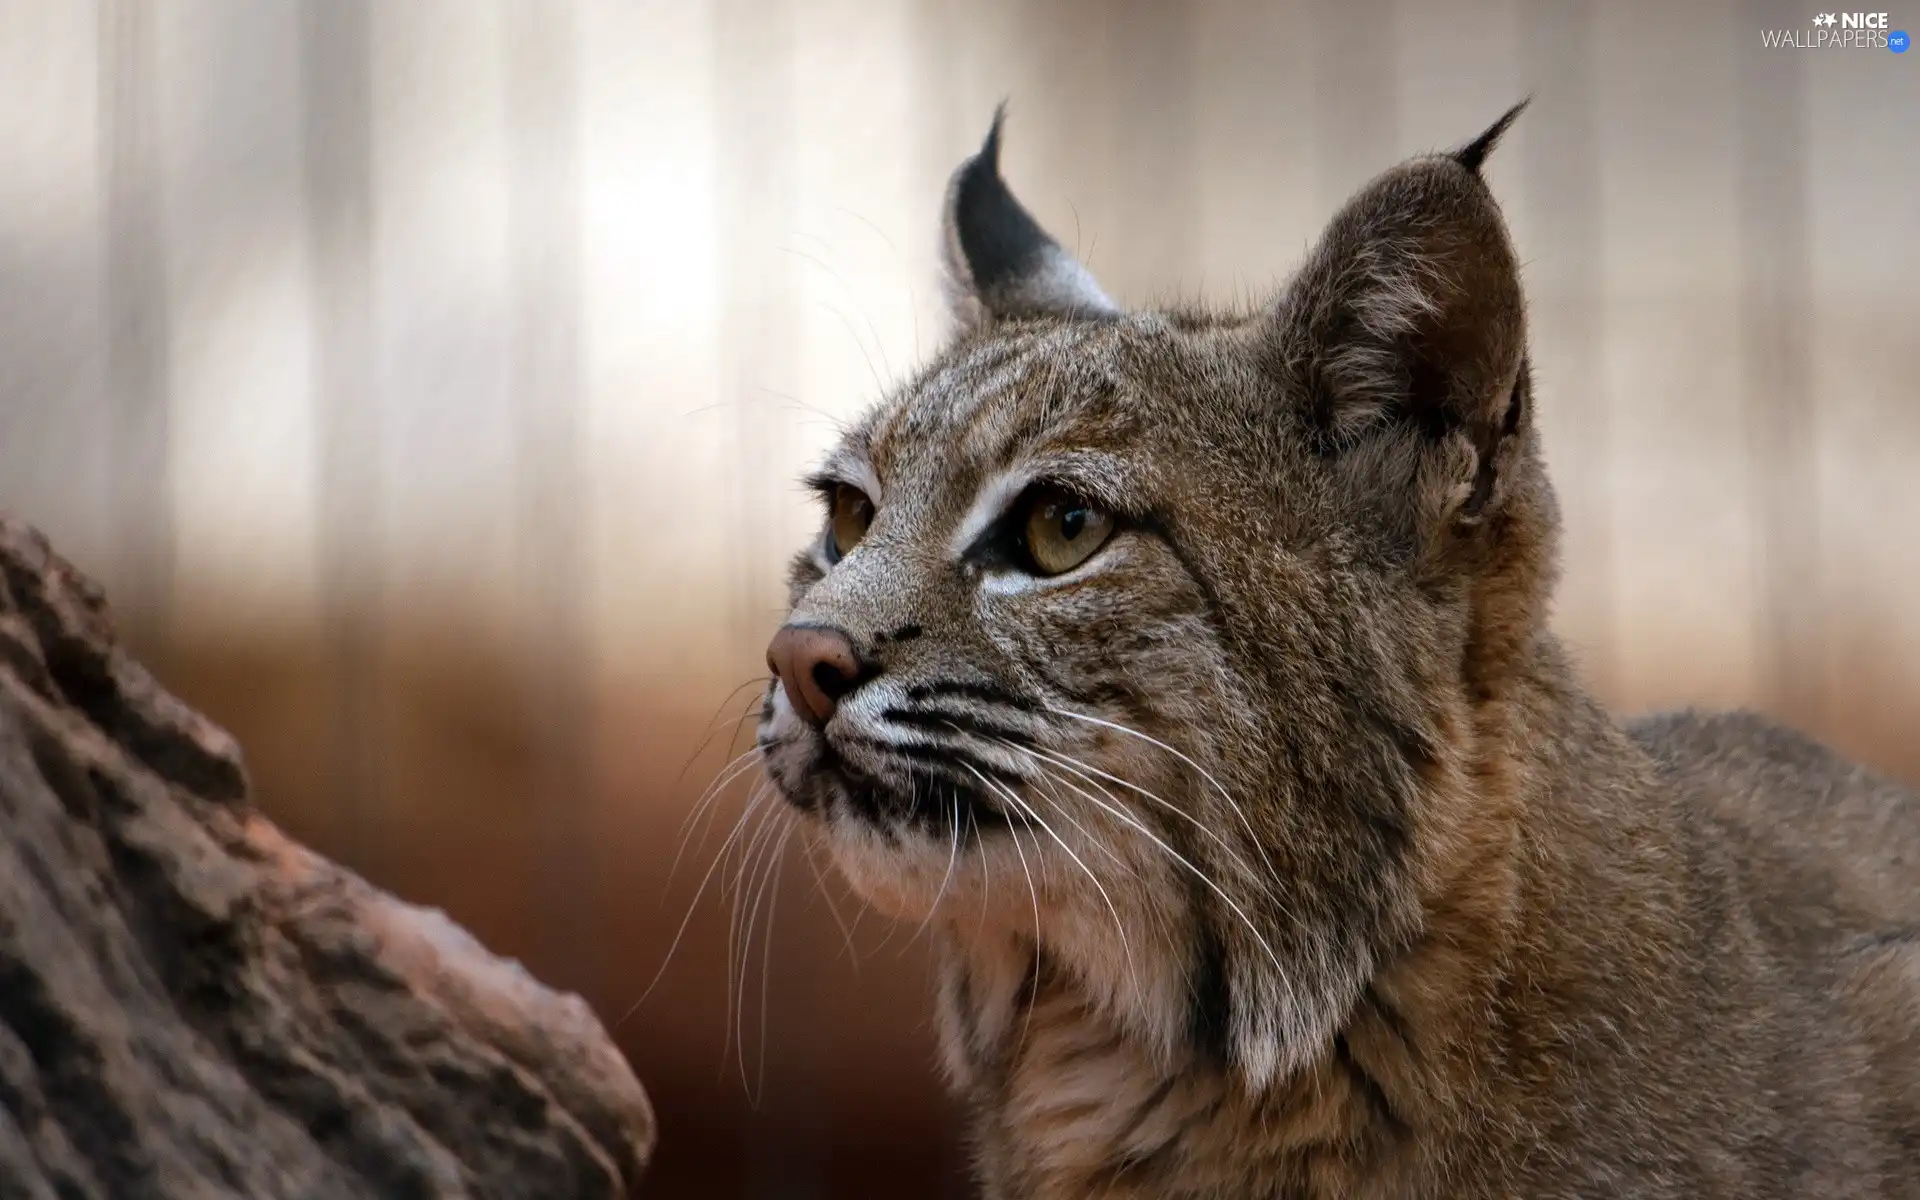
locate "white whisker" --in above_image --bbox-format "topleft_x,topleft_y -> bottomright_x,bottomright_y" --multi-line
623,779 -> 772,1029
749,821 -> 796,1105
972,803 -> 995,943
1025,742 -> 1268,891
911,792 -> 967,948
669,747 -> 766,886
1003,819 -> 1044,1053
734,811 -> 792,1097
1047,706 -> 1263,847
995,738 -> 1291,983
802,835 -> 861,965
727,798 -> 789,1068
966,764 -> 1140,1003
671,677 -> 770,793
1024,762 -> 1141,879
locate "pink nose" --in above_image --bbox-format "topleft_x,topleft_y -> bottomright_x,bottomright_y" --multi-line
766,624 -> 867,726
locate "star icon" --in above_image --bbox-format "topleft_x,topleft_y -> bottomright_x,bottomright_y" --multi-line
1814,12 -> 1838,25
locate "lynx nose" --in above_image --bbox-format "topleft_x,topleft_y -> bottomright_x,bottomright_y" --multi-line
767,624 -> 870,727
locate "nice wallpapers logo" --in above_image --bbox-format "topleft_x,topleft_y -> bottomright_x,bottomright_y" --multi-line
1762,12 -> 1911,49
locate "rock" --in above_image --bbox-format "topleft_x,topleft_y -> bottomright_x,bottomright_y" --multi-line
0,517 -> 655,1199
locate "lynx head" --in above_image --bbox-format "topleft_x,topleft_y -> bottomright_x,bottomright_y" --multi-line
757,104 -> 1552,1090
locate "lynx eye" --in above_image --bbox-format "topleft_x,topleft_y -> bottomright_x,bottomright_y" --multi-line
1022,487 -> 1114,576
826,484 -> 874,562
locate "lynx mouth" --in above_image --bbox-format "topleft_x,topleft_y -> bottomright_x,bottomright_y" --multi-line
770,739 -> 1023,839
846,777 -> 1020,839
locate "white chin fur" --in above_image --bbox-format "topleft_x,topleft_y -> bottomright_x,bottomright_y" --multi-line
832,814 -> 1201,1072
822,812 -> 971,920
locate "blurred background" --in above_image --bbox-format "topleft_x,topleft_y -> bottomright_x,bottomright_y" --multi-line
1,0 -> 1915,1194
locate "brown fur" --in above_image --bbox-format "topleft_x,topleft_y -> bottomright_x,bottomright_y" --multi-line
755,109 -> 1920,1197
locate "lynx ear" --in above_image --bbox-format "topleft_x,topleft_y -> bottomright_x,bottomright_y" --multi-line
1270,102 -> 1531,522
941,106 -> 1119,330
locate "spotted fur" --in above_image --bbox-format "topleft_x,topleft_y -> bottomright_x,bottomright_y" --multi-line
755,106 -> 1920,1198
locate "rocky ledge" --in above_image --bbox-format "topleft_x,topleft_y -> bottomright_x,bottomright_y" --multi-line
0,516 -> 654,1198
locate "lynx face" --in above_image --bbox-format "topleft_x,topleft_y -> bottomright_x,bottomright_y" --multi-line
757,106 -> 1547,1088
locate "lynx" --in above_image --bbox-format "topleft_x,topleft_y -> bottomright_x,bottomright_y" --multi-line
754,104 -> 1920,1198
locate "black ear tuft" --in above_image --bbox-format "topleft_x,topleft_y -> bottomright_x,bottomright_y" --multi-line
940,104 -> 1118,328
1452,99 -> 1530,174
950,103 -> 1054,303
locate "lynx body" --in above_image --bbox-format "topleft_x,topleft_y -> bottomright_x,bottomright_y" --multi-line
755,107 -> 1920,1198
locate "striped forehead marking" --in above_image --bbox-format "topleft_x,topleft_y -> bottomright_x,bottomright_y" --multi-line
921,337 -> 1042,430
890,324 -> 1102,454
866,336 -> 1042,484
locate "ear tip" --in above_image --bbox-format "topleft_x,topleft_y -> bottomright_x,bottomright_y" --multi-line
940,99 -> 1120,325
947,101 -> 1010,198
1452,97 -> 1531,173
978,100 -> 1010,171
